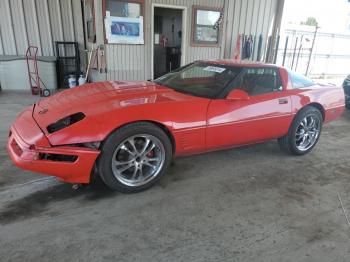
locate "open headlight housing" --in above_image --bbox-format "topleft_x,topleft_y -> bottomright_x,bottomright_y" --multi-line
47,112 -> 85,133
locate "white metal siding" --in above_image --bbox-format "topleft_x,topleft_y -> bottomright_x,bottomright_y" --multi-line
8,0 -> 28,55
0,0 -> 84,56
23,0 -> 43,55
36,0 -> 55,56
224,0 -> 278,60
0,0 -> 17,55
0,0 -> 281,82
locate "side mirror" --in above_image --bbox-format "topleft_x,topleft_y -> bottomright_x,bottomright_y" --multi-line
226,89 -> 250,101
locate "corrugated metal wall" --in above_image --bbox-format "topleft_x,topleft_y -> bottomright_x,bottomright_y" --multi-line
224,0 -> 278,60
102,0 -> 225,82
98,0 -> 280,82
0,0 -> 84,56
0,0 -> 281,82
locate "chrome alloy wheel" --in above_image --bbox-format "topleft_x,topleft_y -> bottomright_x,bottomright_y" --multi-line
295,114 -> 321,152
111,135 -> 165,187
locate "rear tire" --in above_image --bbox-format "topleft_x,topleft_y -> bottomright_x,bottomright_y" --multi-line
278,106 -> 323,155
97,122 -> 173,193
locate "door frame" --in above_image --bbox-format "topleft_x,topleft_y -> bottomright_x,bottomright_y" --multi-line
151,3 -> 187,79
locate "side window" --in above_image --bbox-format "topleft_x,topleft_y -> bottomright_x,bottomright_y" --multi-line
289,71 -> 315,88
237,67 -> 283,96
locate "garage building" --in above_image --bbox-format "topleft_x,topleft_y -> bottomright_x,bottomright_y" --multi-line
0,0 -> 284,90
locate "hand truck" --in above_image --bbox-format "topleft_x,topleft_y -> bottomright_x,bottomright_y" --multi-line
25,46 -> 51,97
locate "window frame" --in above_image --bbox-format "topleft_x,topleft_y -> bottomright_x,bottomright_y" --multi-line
102,0 -> 145,44
191,5 -> 223,47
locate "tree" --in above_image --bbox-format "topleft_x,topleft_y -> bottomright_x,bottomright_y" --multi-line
301,17 -> 319,27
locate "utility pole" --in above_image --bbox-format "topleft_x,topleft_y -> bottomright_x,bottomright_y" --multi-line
305,25 -> 319,76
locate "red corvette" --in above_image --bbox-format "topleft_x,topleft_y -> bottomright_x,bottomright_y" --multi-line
8,60 -> 345,192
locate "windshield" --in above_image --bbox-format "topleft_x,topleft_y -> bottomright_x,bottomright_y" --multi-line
154,62 -> 242,98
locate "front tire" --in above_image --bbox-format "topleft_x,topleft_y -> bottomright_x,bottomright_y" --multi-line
278,106 -> 323,155
97,122 -> 173,193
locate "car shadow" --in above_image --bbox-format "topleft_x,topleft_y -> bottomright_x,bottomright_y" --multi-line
0,178 -> 116,225
0,141 -> 302,225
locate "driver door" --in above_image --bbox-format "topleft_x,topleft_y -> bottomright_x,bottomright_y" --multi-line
206,67 -> 293,151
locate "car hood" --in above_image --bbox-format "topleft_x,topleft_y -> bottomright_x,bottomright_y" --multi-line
33,81 -> 196,134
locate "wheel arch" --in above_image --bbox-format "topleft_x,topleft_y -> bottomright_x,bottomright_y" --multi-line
282,102 -> 325,138
303,102 -> 325,121
278,102 -> 324,155
144,120 -> 176,153
102,120 -> 176,153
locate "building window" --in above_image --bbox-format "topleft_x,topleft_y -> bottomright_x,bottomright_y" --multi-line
105,0 -> 142,18
84,0 -> 95,42
192,6 -> 223,46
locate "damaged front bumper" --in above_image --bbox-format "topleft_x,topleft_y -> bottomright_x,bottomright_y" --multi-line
7,106 -> 100,184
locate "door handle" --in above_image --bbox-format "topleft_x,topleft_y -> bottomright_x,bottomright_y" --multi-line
278,98 -> 288,104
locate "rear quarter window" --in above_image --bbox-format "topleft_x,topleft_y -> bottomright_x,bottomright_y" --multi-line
288,70 -> 315,88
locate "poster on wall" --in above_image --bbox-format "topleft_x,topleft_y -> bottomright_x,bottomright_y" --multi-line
105,15 -> 144,44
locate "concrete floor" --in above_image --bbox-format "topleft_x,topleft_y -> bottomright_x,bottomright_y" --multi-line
1,91 -> 350,262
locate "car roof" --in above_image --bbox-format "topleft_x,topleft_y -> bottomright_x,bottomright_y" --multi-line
198,59 -> 280,68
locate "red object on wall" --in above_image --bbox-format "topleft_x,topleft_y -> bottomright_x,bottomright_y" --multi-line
233,34 -> 241,60
160,35 -> 168,47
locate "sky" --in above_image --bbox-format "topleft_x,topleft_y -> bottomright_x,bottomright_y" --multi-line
282,0 -> 350,33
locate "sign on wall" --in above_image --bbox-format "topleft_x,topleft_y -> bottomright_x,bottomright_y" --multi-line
105,12 -> 144,44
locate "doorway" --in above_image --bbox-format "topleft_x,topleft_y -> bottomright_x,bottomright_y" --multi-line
152,6 -> 186,79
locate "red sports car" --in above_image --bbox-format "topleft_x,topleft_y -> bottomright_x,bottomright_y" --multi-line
7,60 -> 345,192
